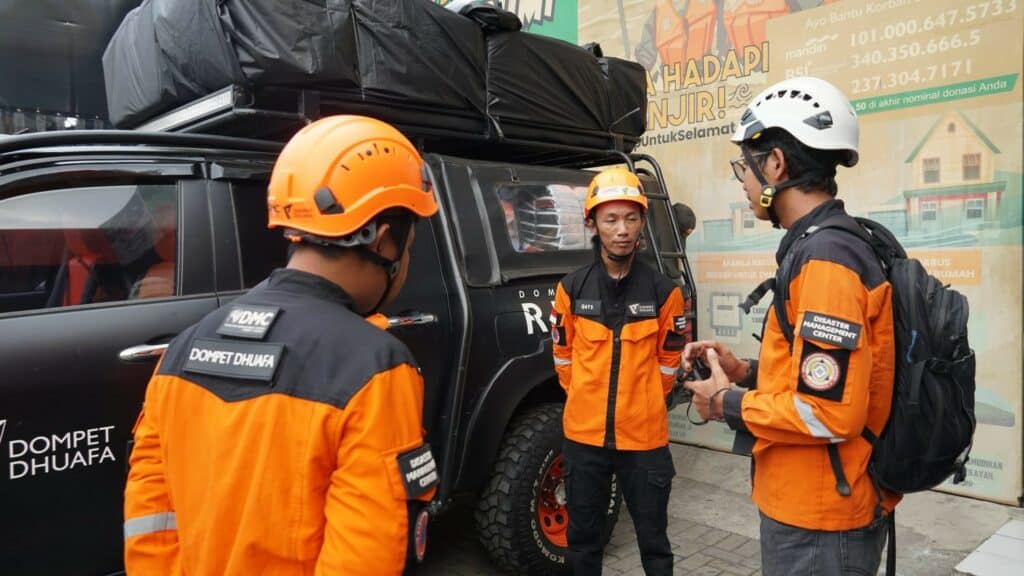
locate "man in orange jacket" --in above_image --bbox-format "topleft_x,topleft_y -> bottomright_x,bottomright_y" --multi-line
683,77 -> 897,576
123,116 -> 439,575
551,168 -> 684,575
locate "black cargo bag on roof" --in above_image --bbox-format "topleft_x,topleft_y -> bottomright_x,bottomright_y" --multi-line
103,0 -> 244,128
602,56 -> 647,138
218,0 -> 359,88
486,32 -> 611,137
104,0 -> 486,128
350,0 -> 486,114
224,0 -> 486,113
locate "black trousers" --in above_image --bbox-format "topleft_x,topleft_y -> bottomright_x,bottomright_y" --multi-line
563,439 -> 675,576
759,512 -> 889,576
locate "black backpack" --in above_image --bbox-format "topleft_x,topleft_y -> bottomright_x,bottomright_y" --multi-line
743,215 -> 977,572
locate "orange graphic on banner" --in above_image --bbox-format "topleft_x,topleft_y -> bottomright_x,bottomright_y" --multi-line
724,0 -> 793,51
655,0 -> 717,67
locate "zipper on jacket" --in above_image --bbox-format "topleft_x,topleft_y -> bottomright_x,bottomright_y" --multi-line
604,325 -> 623,449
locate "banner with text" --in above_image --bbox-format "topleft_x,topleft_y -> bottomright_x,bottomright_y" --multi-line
580,0 -> 1022,505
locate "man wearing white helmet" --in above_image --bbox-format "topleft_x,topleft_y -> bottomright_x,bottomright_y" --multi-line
681,77 -> 898,575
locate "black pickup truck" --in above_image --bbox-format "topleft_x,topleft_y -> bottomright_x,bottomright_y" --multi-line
0,84 -> 696,575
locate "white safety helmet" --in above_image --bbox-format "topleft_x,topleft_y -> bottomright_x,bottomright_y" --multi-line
731,77 -> 859,167
444,0 -> 501,13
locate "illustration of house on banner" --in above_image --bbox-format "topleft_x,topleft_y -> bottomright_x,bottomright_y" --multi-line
700,201 -> 775,249
869,111 -> 1006,242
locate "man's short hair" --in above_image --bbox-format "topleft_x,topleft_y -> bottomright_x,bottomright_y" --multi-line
286,208 -> 417,262
743,128 -> 846,196
671,203 -> 696,236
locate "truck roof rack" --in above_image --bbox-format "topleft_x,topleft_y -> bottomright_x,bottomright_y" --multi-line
134,85 -> 641,168
131,85 -> 695,311
0,129 -> 281,157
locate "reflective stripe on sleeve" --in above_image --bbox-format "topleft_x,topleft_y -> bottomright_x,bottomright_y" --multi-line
792,396 -> 843,441
659,365 -> 675,376
554,357 -> 572,366
124,512 -> 177,540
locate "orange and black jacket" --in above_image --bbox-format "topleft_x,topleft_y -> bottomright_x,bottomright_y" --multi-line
723,200 -> 899,531
124,269 -> 437,575
552,260 -> 684,450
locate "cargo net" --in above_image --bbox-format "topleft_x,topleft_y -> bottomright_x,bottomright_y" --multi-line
500,184 -> 588,253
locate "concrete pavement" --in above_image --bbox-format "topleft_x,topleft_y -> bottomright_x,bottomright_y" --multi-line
419,443 -> 1024,575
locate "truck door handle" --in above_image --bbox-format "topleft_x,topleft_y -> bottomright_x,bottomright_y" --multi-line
119,344 -> 169,363
387,312 -> 438,328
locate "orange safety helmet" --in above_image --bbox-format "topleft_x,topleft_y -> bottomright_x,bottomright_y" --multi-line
584,167 -> 648,219
267,115 -> 439,243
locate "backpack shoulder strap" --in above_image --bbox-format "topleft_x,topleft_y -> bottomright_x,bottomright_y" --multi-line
773,250 -> 798,347
774,214 -> 886,346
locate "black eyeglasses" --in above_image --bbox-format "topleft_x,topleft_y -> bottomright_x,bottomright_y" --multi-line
729,151 -> 770,182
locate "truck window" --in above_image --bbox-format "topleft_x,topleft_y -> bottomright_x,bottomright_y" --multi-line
0,185 -> 177,313
231,183 -> 287,288
498,184 -> 589,253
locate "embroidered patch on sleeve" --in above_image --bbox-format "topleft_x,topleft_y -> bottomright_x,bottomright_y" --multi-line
799,311 -> 862,350
552,326 -> 567,346
797,340 -> 849,401
673,315 -> 688,332
550,311 -> 563,329
397,444 -> 438,499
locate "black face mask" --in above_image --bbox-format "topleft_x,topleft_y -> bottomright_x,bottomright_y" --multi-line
589,220 -> 641,264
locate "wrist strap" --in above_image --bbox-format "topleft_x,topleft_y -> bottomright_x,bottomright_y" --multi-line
709,387 -> 729,421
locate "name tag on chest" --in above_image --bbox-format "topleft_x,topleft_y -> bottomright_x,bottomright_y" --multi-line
184,338 -> 284,382
574,300 -> 602,316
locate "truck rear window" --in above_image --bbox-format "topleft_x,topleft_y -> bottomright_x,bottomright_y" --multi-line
497,184 -> 589,254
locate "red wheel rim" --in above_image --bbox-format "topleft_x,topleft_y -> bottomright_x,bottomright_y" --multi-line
537,454 -> 568,548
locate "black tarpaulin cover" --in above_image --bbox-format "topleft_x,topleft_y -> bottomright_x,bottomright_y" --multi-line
486,32 -> 610,135
104,0 -> 486,127
351,0 -> 485,112
220,0 -> 359,88
103,0 -> 242,128
603,57 -> 647,137
101,0 -> 646,147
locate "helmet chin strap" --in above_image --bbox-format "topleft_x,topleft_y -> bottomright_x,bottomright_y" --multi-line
358,220 -> 413,316
291,219 -> 412,316
358,248 -> 400,316
742,147 -> 810,230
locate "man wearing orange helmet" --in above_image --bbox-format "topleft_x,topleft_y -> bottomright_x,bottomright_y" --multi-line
551,168 -> 685,575
123,116 -> 439,575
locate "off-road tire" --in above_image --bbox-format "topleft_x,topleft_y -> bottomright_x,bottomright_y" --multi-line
475,403 -> 622,575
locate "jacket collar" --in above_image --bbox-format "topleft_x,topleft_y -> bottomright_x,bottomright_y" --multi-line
265,268 -> 354,308
776,199 -> 846,264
